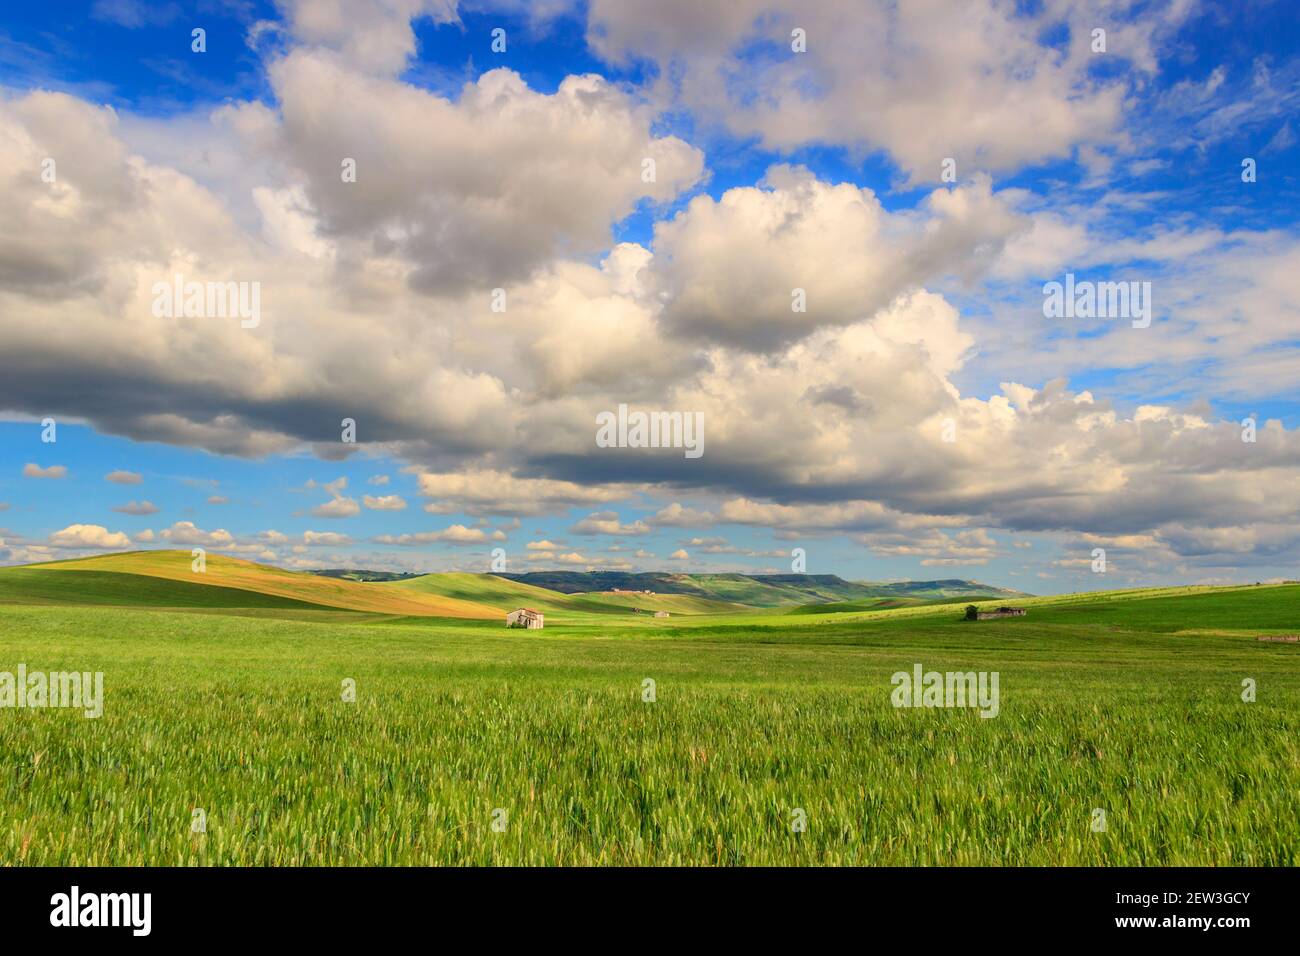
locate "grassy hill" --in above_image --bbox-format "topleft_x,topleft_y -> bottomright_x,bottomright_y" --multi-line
861,578 -> 1030,600
313,569 -> 423,583
675,573 -> 863,605
391,572 -> 744,616
567,591 -> 749,615
497,571 -> 1026,606
390,572 -> 607,614
0,554 -> 753,619
0,552 -> 1037,620
13,551 -> 499,619
763,581 -> 1300,634
0,566 -> 340,611
1014,582 -> 1300,633
787,596 -> 935,614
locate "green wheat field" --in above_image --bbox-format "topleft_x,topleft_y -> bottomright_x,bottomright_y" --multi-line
1,552 -> 1296,866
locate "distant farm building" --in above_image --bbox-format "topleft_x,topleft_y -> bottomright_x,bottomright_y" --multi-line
1257,634 -> 1299,643
505,608 -> 544,629
966,606 -> 1027,621
654,611 -> 670,618
609,588 -> 656,595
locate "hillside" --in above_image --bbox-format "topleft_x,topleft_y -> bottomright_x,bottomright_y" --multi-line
496,571 -> 1026,607
390,572 -> 606,614
313,569 -> 423,583
0,551 -> 1034,619
567,591 -> 748,615
863,578 -> 1030,600
0,566 -> 339,611
767,581 -> 1300,633
787,596 -> 933,615
13,551 -> 499,619
391,572 -> 743,615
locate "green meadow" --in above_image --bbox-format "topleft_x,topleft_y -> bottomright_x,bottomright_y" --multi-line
0,554 -> 1296,866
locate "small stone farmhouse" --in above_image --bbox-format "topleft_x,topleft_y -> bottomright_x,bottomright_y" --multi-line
505,608 -> 544,629
654,611 -> 670,618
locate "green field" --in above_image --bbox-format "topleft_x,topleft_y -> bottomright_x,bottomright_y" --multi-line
0,553 -> 1297,865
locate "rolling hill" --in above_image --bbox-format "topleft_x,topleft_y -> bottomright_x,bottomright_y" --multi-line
0,566 -> 338,611
390,572 -> 744,615
390,571 -> 604,614
312,569 -> 423,583
566,591 -> 749,615
495,571 -> 1028,607
10,551 -> 499,618
0,552 -> 1029,620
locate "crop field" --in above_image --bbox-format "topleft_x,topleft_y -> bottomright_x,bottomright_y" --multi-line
0,554 -> 1297,866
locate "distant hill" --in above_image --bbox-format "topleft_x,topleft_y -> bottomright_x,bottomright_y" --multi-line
495,571 -> 1028,607
312,569 -> 423,583
787,595 -> 978,615
390,572 -> 603,614
7,553 -> 1021,618
390,572 -> 744,615
860,579 -> 1032,600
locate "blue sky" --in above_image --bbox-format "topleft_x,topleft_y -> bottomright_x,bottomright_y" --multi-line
2,1 -> 1299,591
